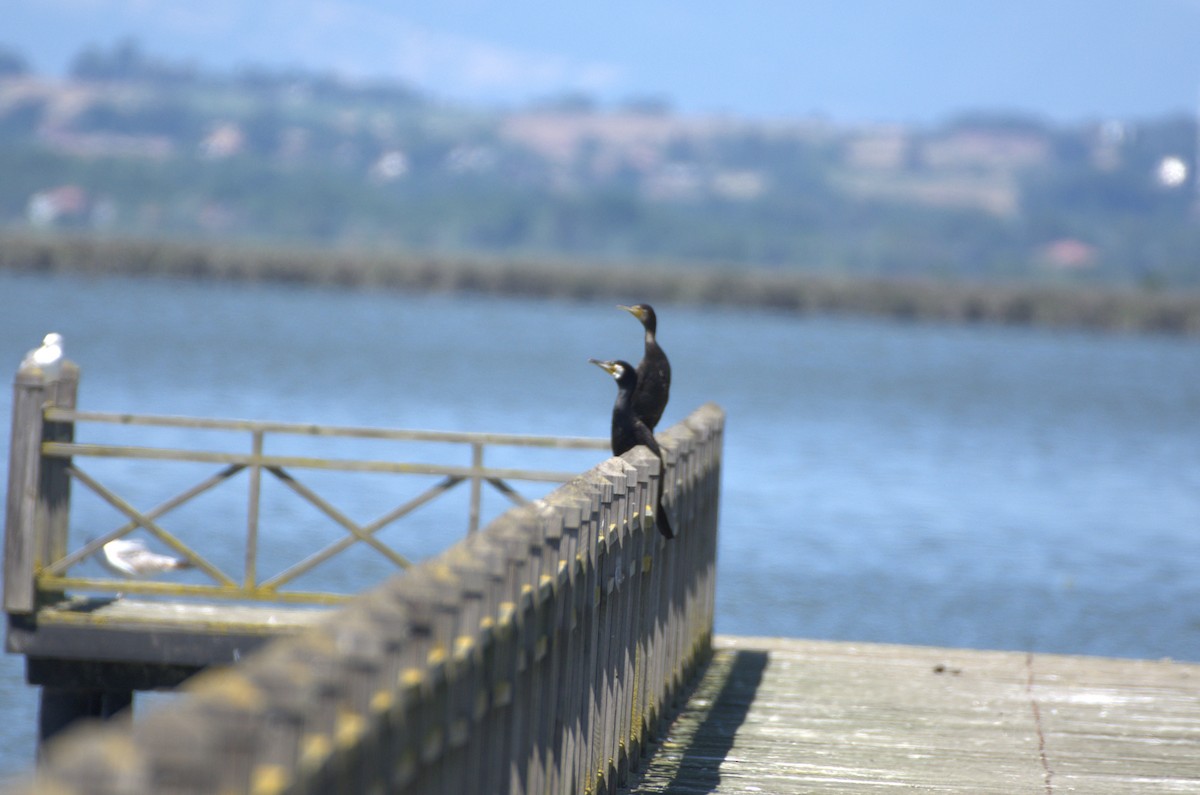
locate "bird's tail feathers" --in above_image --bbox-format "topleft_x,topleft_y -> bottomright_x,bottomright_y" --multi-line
656,499 -> 674,539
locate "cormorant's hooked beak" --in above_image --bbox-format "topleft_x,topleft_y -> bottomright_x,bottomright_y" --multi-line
589,358 -> 620,378
617,304 -> 648,322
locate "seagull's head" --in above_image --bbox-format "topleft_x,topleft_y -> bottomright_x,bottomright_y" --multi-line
42,333 -> 63,348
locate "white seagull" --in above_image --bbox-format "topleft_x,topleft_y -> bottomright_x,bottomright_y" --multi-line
20,332 -> 65,380
100,538 -> 194,579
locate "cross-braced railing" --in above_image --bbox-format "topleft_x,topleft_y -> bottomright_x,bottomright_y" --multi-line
3,363 -> 607,609
22,403 -> 726,795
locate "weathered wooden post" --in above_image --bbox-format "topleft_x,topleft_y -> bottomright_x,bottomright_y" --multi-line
3,358 -> 134,754
4,359 -> 78,615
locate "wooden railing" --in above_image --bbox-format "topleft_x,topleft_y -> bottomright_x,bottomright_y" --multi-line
17,401 -> 724,795
4,364 -> 608,609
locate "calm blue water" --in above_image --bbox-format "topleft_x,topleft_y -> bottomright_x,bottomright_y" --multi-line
1,270 -> 1198,776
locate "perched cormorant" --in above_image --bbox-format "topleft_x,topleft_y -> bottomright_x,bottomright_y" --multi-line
617,304 -> 670,430
589,358 -> 674,539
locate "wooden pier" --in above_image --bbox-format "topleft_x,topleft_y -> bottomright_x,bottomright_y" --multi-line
5,357 -> 725,792
4,360 -> 611,751
7,360 -> 1200,793
628,636 -> 1200,794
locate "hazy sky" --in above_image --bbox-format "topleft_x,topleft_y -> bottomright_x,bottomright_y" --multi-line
7,0 -> 1200,123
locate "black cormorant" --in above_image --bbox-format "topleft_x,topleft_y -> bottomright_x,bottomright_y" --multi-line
617,304 -> 670,431
589,358 -> 674,539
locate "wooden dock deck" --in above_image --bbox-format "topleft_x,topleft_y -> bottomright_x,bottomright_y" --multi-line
627,636 -> 1200,794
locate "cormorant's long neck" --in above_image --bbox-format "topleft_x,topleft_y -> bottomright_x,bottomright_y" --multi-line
614,381 -> 635,416
609,379 -> 642,455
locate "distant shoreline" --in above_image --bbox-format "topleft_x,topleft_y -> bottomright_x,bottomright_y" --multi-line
2,232 -> 1198,335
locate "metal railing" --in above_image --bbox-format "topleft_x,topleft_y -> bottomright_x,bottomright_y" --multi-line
4,364 -> 607,608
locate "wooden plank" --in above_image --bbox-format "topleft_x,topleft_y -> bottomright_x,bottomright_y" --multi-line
26,658 -> 204,691
34,596 -> 332,632
625,636 -> 1200,794
36,369 -> 77,590
7,598 -> 331,668
4,364 -> 80,614
4,370 -> 49,614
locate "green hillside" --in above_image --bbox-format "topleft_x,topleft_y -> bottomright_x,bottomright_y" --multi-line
2,40 -> 1197,287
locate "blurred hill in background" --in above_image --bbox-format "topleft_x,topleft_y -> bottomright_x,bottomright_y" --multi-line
1,39 -> 1197,288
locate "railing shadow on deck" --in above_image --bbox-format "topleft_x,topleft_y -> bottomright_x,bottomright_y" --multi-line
621,649 -> 768,794
5,378 -> 726,794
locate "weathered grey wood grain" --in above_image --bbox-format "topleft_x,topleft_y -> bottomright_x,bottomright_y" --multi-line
4,364 -> 78,614
625,636 -> 1200,794
3,371 -> 48,615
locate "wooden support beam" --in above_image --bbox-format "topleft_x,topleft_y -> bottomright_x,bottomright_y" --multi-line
37,683 -> 132,761
4,362 -> 77,615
